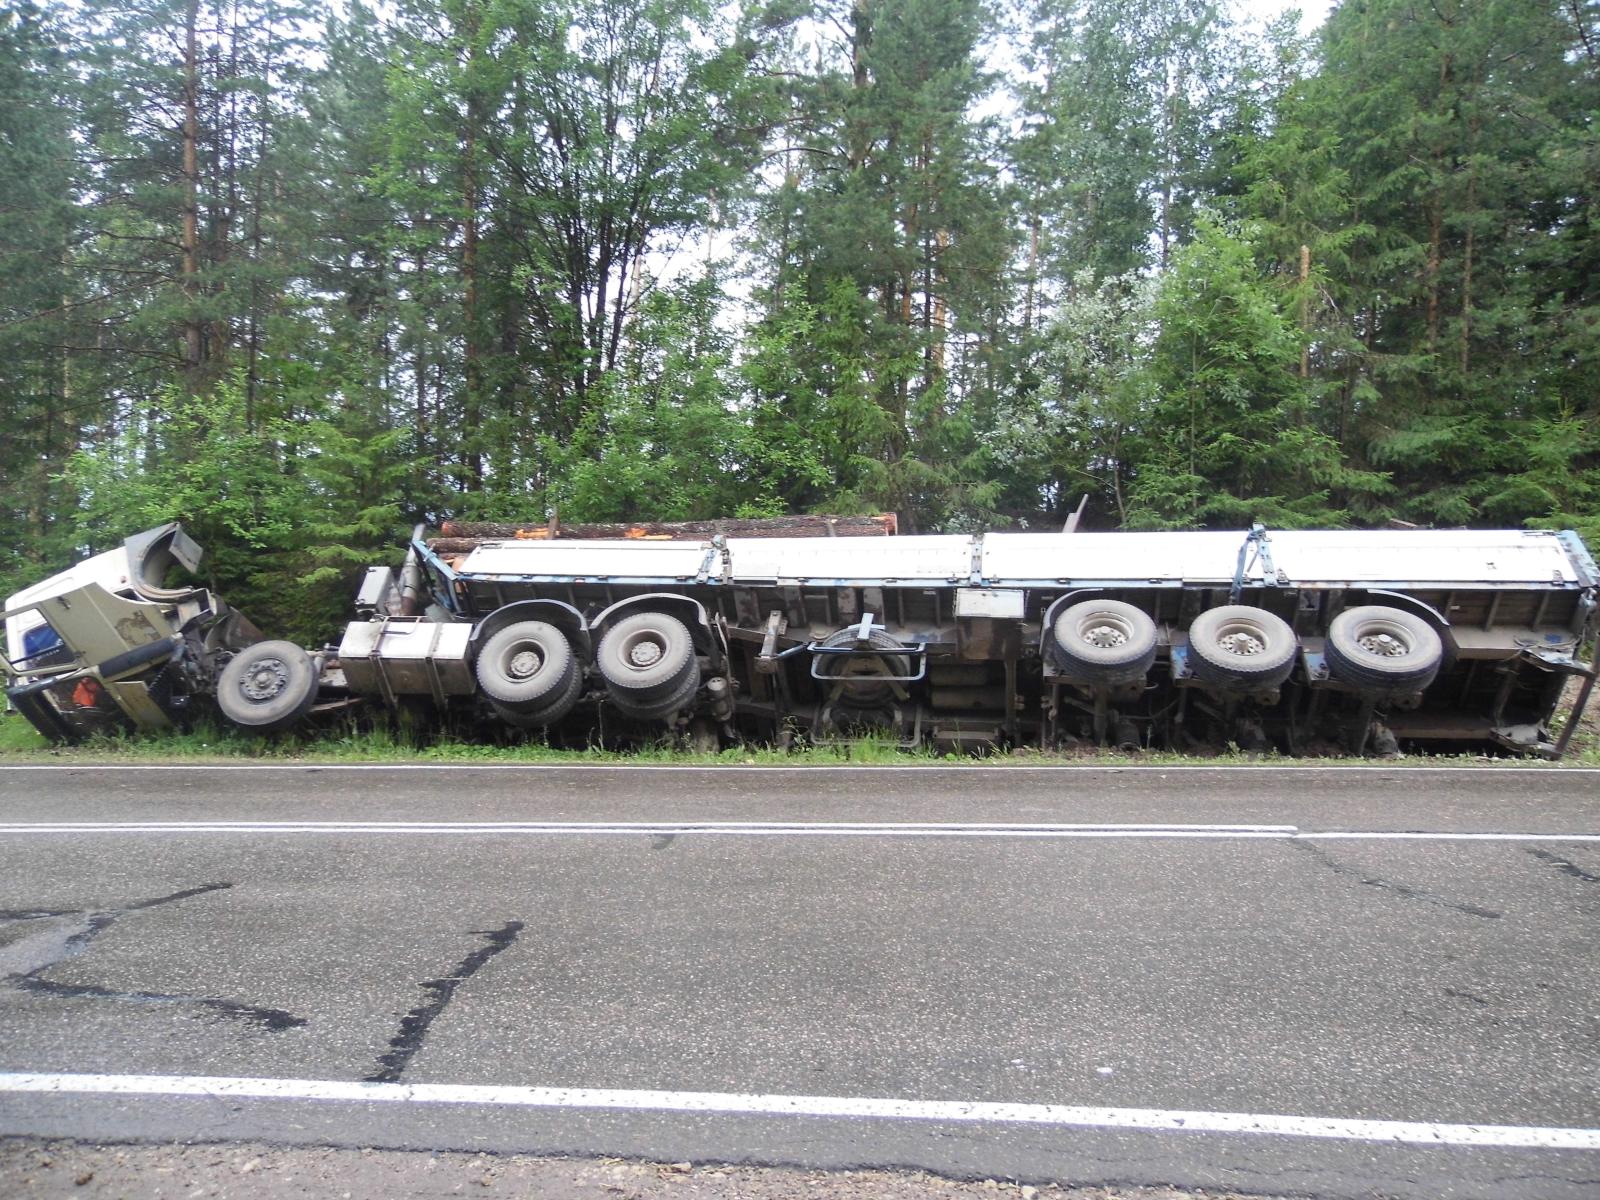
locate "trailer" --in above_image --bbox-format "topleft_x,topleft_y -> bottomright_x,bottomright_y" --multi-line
5,519 -> 1597,757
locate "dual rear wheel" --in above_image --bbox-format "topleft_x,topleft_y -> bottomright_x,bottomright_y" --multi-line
475,620 -> 583,727
476,610 -> 704,729
594,611 -> 701,721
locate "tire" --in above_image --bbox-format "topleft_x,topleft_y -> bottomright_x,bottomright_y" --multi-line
476,621 -> 576,710
489,646 -> 584,728
216,640 -> 318,732
1187,605 -> 1297,690
596,611 -> 698,703
1048,600 -> 1158,683
610,659 -> 703,722
817,627 -> 910,706
1325,605 -> 1443,692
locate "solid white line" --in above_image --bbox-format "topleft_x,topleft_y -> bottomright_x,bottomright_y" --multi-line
0,1072 -> 1593,1150
0,821 -> 1595,841
3,762 -> 1597,774
0,821 -> 1295,831
1297,831 -> 1600,842
0,821 -> 1294,838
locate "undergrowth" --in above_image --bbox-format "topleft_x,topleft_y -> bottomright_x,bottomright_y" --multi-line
1,709 -> 1594,766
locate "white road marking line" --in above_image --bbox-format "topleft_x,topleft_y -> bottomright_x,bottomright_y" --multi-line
0,821 -> 1594,841
0,821 -> 1297,832
3,762 -> 1597,774
1297,831 -> 1600,841
0,821 -> 1294,838
0,1072 -> 1593,1150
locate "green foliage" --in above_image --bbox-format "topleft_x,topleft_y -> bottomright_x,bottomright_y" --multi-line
987,270 -> 1161,526
2,0 -> 1597,652
0,2 -> 76,595
1296,0 -> 1600,527
61,370 -> 405,641
1485,408 -> 1600,548
746,0 -> 1011,527
554,280 -> 767,521
1126,216 -> 1387,529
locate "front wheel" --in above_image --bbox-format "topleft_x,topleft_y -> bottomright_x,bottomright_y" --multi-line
216,640 -> 318,732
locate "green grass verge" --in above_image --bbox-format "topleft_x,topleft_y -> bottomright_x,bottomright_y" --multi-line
2,709 -> 1595,767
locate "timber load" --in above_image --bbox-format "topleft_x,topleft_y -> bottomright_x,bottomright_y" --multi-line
429,513 -> 896,555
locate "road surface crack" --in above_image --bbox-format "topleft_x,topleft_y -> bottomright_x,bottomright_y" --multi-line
0,882 -> 307,1031
1288,842 -> 1502,919
1527,848 -> 1599,884
365,920 -> 524,1083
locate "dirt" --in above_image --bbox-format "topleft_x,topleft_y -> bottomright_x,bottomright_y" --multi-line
0,1140 -> 1271,1200
1556,673 -> 1600,759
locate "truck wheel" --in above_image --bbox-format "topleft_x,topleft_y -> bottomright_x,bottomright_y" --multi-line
597,611 -> 698,705
476,621 -> 576,710
816,627 -> 909,705
1325,605 -> 1442,692
1048,600 -> 1158,683
217,640 -> 318,732
490,654 -> 584,729
609,660 -> 703,722
1187,605 -> 1297,689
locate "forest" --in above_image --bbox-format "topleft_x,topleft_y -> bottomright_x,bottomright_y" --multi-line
0,0 -> 1596,641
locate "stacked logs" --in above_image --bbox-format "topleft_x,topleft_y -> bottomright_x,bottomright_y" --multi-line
428,513 -> 896,555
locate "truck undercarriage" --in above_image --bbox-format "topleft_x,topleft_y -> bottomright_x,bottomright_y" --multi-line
6,519 -> 1597,758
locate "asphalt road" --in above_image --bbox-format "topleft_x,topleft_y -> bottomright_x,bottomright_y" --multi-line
0,763 -> 1596,1200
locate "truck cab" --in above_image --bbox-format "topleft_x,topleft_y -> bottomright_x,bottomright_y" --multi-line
2,524 -> 261,741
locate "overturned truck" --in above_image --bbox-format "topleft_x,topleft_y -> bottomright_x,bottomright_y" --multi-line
5,518 -> 1597,757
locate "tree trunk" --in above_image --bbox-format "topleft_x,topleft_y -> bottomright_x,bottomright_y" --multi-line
1298,243 -> 1311,378
930,229 -> 949,379
414,243 -> 429,477
1460,116 -> 1480,379
847,0 -> 872,171
245,15 -> 274,431
1425,195 -> 1442,356
1425,52 -> 1453,359
460,4 -> 485,494
210,0 -> 239,363
1023,214 -> 1040,336
1159,61 -> 1176,270
180,0 -> 204,379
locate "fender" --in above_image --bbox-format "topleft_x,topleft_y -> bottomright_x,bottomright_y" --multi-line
1038,588 -> 1113,658
472,599 -> 591,660
589,592 -> 724,668
1356,588 -> 1459,672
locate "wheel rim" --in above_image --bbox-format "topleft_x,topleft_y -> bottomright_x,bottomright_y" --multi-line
507,646 -> 544,679
1213,622 -> 1267,657
1076,611 -> 1132,648
618,628 -> 668,673
240,658 -> 288,701
1354,620 -> 1414,659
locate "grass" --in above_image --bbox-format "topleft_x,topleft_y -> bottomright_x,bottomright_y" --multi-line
2,708 -> 1595,767
0,712 -> 935,766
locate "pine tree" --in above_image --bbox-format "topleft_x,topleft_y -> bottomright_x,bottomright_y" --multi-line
1126,217 -> 1383,530
746,0 -> 1009,528
1308,0 -> 1600,528
0,2 -> 78,588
